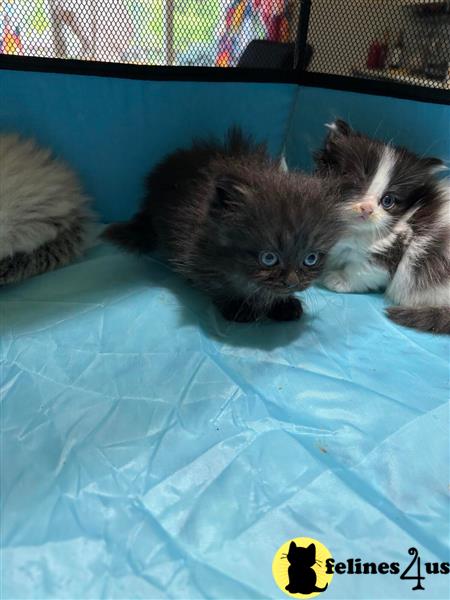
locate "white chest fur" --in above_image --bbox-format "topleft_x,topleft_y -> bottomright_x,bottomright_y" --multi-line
322,231 -> 390,293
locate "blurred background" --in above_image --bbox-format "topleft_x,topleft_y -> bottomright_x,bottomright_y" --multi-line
1,1 -> 449,87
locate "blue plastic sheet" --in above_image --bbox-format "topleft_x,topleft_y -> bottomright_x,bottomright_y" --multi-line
1,243 -> 449,599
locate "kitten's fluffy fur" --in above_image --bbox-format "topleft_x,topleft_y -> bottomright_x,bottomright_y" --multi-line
104,129 -> 342,322
315,119 -> 450,334
0,134 -> 91,284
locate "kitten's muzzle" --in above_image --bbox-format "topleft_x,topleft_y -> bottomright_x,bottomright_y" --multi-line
353,200 -> 374,220
269,272 -> 303,294
284,271 -> 300,289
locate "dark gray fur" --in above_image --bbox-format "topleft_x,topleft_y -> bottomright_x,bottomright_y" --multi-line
371,231 -> 409,276
0,223 -> 86,285
0,133 -> 93,285
104,128 -> 344,322
387,307 -> 450,335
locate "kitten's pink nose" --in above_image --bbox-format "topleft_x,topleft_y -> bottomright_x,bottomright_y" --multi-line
284,271 -> 300,289
358,201 -> 374,219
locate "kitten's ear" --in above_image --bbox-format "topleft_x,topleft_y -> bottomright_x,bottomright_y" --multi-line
214,175 -> 249,208
419,156 -> 446,174
325,119 -> 352,140
323,120 -> 352,155
289,541 -> 297,552
307,544 -> 316,558
279,153 -> 289,172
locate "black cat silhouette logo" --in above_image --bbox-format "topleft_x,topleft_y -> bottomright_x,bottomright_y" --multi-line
272,537 -> 333,598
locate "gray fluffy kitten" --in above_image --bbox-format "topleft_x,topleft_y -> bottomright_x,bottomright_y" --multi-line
104,129 -> 343,322
0,134 -> 92,284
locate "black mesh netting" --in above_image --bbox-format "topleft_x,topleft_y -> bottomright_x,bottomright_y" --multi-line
307,0 -> 450,89
2,0 -> 450,90
1,0 -> 301,68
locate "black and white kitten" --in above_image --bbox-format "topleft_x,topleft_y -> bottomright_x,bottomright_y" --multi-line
0,133 -> 92,284
315,119 -> 450,334
104,129 -> 342,323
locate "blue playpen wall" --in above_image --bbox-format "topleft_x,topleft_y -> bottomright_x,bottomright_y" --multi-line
0,70 -> 296,222
286,86 -> 450,171
1,69 -> 449,221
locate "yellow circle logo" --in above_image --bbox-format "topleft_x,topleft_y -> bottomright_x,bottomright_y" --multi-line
272,537 -> 333,598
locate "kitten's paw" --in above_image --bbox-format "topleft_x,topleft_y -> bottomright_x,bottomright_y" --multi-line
322,271 -> 352,293
268,297 -> 303,321
218,299 -> 259,323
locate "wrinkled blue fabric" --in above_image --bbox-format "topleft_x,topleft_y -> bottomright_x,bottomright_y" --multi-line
1,244 -> 449,599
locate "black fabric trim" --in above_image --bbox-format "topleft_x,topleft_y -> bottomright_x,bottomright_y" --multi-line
299,72 -> 450,106
1,54 -> 449,105
0,55 -> 298,84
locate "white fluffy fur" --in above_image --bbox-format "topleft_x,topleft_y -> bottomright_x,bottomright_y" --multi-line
0,133 -> 90,259
387,181 -> 450,307
322,148 -> 397,293
365,147 -> 396,202
322,229 -> 390,292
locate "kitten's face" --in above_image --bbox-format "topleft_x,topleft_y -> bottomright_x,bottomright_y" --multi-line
208,169 -> 341,300
287,542 -> 316,567
315,119 -> 444,234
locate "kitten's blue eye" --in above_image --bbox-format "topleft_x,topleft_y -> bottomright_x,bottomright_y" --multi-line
381,194 -> 396,209
259,251 -> 279,267
303,252 -> 319,267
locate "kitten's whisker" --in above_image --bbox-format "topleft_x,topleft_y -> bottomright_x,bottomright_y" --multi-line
231,285 -> 263,322
418,142 -> 441,160
373,119 -> 384,138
